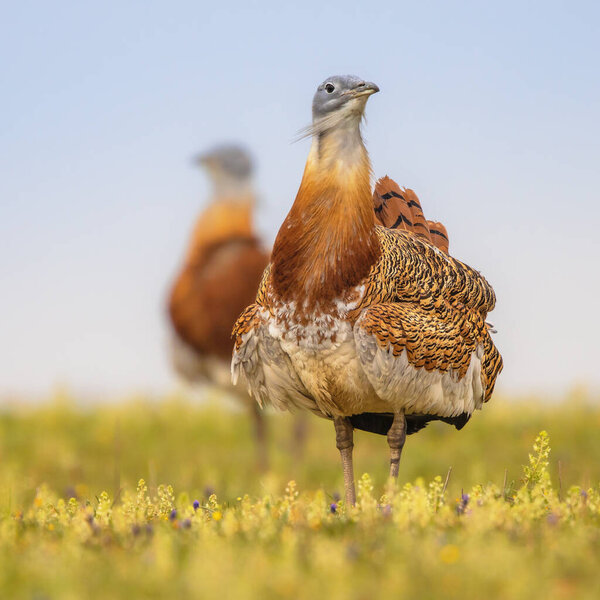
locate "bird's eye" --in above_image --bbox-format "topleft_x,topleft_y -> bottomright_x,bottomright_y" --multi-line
325,83 -> 335,93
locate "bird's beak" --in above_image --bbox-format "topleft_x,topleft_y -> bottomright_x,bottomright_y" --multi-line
351,81 -> 380,98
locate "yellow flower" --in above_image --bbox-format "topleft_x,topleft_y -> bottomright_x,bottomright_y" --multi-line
212,511 -> 223,521
439,544 -> 460,564
75,484 -> 89,498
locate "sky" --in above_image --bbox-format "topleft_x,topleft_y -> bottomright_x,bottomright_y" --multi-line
1,0 -> 599,400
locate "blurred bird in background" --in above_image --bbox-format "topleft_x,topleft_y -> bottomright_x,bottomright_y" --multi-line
233,76 -> 502,504
168,144 -> 272,470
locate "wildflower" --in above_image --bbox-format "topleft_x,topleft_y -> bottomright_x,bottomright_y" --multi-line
75,484 -> 89,498
182,518 -> 192,529
86,514 -> 100,535
439,544 -> 460,564
193,500 -> 200,510
456,493 -> 470,515
64,486 -> 77,500
169,509 -> 177,521
212,511 -> 222,521
523,430 -> 551,489
330,503 -> 337,514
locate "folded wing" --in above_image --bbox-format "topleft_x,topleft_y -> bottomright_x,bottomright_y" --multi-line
353,177 -> 502,432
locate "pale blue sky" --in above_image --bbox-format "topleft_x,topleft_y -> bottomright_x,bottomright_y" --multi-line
1,1 -> 599,398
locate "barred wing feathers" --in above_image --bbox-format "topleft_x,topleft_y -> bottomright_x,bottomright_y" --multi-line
355,179 -> 502,430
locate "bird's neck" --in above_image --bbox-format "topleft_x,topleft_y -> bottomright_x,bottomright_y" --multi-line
212,175 -> 254,199
271,123 -> 380,308
184,194 -> 256,265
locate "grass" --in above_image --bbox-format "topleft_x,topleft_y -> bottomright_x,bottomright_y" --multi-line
1,390 -> 599,599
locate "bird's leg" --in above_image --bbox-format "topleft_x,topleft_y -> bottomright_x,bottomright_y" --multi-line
250,403 -> 269,472
334,416 -> 356,506
387,411 -> 406,480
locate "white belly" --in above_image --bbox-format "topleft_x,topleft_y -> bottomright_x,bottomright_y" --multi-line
268,316 -> 389,416
235,299 -> 484,420
258,310 -> 483,419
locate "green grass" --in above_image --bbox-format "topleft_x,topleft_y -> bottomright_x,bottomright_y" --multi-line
1,390 -> 600,599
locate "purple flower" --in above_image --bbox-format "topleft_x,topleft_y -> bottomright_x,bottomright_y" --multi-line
64,486 -> 77,500
85,515 -> 99,535
169,509 -> 177,521
193,500 -> 200,510
456,492 -> 470,515
330,502 -> 338,514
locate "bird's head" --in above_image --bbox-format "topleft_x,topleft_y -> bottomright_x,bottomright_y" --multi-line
194,144 -> 254,197
301,75 -> 379,140
298,75 -> 379,174
313,75 -> 379,121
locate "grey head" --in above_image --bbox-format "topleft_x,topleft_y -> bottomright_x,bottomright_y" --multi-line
195,144 -> 254,182
312,75 -> 379,121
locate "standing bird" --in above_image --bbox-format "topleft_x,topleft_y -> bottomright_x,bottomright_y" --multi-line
232,76 -> 503,504
168,144 -> 271,470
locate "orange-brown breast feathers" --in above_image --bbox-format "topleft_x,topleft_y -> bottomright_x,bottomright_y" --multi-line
169,237 -> 268,360
183,198 -> 256,264
271,157 -> 380,306
373,176 -> 449,254
169,198 -> 268,361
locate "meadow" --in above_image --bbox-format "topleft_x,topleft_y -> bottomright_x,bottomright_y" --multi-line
1,389 -> 599,599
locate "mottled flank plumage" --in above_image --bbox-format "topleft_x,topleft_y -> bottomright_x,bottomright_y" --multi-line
231,76 -> 502,503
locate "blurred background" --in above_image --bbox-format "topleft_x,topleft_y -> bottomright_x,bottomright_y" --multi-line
1,0 -> 599,402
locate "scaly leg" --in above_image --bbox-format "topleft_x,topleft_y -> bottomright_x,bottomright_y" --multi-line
250,403 -> 269,472
387,411 -> 407,480
334,416 -> 356,506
